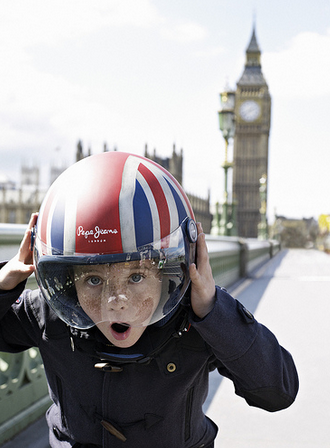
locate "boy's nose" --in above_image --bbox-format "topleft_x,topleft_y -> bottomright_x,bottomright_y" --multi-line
107,294 -> 128,311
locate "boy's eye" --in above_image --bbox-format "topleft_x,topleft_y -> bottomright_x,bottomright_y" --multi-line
87,276 -> 102,286
130,273 -> 143,284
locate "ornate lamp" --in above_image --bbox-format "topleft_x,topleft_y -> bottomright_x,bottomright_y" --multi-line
217,90 -> 236,236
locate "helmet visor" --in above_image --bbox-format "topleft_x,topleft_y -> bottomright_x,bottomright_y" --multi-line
34,219 -> 196,329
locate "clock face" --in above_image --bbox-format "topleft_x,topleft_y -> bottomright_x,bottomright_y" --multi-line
239,100 -> 261,122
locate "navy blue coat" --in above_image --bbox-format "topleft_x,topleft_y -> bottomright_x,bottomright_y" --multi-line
0,282 -> 298,447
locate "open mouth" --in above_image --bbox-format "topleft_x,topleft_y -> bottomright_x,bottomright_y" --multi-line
112,323 -> 130,333
110,323 -> 131,341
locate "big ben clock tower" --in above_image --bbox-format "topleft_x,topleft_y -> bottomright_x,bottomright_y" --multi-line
233,26 -> 271,237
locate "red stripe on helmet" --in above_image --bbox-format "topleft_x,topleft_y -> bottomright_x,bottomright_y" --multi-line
74,153 -> 129,254
138,163 -> 171,240
144,157 -> 195,219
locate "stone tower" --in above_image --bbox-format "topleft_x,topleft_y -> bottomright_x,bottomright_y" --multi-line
233,26 -> 271,237
144,143 -> 183,185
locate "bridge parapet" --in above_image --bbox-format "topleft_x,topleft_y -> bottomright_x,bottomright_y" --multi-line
206,234 -> 280,286
0,224 -> 280,445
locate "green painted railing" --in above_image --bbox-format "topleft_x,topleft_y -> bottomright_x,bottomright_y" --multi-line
0,224 -> 280,445
206,235 -> 280,286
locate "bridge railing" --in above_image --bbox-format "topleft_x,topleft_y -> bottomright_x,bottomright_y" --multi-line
0,224 -> 51,444
206,234 -> 280,286
0,224 -> 280,445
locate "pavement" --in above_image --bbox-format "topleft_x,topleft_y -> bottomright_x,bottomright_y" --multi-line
2,248 -> 330,447
207,248 -> 330,448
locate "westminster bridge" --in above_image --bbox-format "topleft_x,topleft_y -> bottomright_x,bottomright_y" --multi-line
0,224 -> 329,447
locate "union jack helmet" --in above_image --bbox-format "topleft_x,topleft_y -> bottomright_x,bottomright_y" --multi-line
34,151 -> 197,329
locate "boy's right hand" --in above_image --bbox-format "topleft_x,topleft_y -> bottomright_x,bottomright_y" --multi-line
0,213 -> 38,291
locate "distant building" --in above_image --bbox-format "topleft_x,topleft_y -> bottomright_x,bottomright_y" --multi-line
0,164 -> 43,223
21,163 -> 39,188
76,140 -> 92,162
274,216 -> 319,248
187,191 -> 212,234
144,143 -> 183,186
144,144 -> 213,233
50,160 -> 68,186
0,174 -> 15,190
0,141 -> 87,223
0,185 -> 45,224
0,142 -> 213,232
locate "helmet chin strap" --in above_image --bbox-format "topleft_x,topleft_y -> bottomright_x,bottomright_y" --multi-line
94,313 -> 190,372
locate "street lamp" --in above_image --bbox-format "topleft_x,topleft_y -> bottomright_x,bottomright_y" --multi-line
258,174 -> 268,240
217,90 -> 236,236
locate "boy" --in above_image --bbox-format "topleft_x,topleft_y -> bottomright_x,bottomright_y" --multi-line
0,152 -> 298,447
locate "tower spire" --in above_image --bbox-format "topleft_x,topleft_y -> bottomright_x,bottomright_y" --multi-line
237,23 -> 265,85
246,24 -> 260,54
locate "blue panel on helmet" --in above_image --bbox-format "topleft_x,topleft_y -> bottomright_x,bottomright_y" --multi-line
165,179 -> 187,224
133,180 -> 153,247
51,197 -> 65,254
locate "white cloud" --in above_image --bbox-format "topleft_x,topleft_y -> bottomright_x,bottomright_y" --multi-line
263,29 -> 330,98
0,0 -> 165,151
194,45 -> 225,58
161,21 -> 208,43
0,0 -> 162,48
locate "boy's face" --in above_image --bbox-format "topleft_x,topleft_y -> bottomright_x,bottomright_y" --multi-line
74,260 -> 162,348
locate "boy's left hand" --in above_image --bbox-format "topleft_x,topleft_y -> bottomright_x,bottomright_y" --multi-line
189,222 -> 216,319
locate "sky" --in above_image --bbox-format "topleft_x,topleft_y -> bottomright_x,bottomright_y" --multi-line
1,0 -> 330,224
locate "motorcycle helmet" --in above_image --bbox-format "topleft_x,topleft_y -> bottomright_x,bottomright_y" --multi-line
33,151 -> 197,330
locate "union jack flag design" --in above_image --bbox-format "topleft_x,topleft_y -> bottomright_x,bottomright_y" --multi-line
37,152 -> 194,255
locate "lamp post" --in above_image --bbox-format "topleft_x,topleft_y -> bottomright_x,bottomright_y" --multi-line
217,90 -> 236,236
258,174 -> 268,240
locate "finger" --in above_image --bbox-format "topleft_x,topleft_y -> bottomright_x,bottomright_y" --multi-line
28,212 -> 38,228
196,231 -> 209,267
18,213 -> 38,262
196,222 -> 203,235
19,228 -> 33,260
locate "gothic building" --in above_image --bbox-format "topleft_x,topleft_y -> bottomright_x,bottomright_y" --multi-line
233,27 -> 271,238
144,144 -> 183,186
0,164 -> 44,224
144,144 -> 213,233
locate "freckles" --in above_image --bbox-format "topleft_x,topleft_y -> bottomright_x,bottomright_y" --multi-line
135,297 -> 155,320
78,293 -> 101,318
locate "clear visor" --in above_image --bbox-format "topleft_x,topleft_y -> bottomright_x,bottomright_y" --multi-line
34,221 -> 195,330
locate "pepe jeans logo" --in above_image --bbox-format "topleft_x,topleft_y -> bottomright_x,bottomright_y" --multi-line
77,225 -> 118,243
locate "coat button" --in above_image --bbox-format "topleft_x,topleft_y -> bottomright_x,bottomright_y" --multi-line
167,362 -> 176,372
242,306 -> 254,320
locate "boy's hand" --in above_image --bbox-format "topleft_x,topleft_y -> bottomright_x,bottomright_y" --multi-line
0,213 -> 38,291
189,222 -> 216,319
